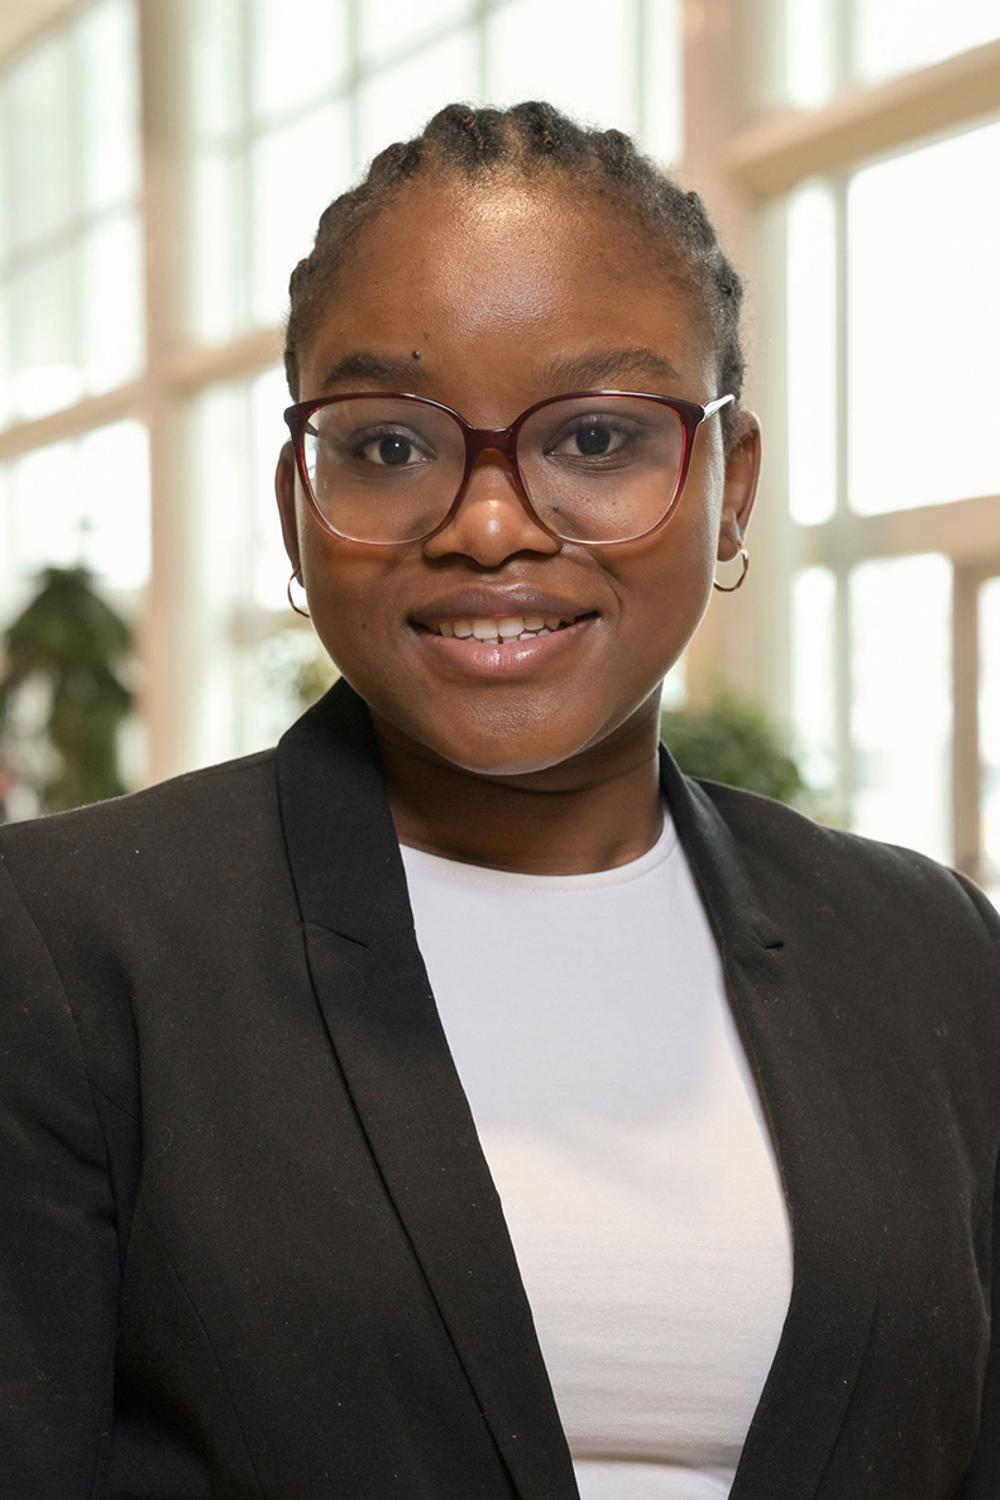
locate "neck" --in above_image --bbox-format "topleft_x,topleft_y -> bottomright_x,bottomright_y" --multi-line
374,707 -> 664,876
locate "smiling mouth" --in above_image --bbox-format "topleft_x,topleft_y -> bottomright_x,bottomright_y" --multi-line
411,611 -> 599,645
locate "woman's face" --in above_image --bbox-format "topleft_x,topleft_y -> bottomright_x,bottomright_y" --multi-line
276,172 -> 760,779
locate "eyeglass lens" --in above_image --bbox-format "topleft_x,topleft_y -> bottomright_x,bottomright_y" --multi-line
301,395 -> 687,544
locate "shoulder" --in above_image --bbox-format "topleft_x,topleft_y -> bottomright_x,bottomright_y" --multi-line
691,774 -> 1000,959
0,750 -> 290,1121
0,747 -> 276,857
0,747 -> 281,918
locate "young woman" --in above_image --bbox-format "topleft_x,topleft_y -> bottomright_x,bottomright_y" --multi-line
2,101 -> 998,1500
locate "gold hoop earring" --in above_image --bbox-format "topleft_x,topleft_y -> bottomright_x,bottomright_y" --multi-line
713,545 -> 750,593
287,570 -> 310,618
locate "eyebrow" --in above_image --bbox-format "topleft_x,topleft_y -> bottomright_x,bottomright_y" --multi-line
319,345 -> 682,392
321,352 -> 429,389
537,346 -> 682,388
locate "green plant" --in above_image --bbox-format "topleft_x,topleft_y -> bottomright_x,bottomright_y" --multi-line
256,623 -> 340,726
0,564 -> 134,813
661,686 -> 817,812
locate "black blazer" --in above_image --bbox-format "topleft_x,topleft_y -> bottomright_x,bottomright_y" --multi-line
2,675 -> 999,1500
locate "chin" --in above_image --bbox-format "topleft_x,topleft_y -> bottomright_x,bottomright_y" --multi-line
418,720 -> 599,781
369,688 -> 614,781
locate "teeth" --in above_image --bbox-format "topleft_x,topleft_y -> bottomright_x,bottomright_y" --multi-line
425,612 -> 589,641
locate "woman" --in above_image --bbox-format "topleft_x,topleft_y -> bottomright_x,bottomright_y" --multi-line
1,101 -> 998,1500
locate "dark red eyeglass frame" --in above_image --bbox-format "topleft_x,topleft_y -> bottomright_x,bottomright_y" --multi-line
282,388 -> 736,547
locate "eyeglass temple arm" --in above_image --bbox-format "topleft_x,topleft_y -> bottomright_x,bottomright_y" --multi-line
703,393 -> 736,420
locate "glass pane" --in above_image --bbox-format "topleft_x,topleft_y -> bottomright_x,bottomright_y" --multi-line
848,122 -> 1000,515
78,0 -> 141,214
81,212 -> 144,394
359,0 -> 472,67
848,552 -> 952,861
787,180 -> 836,525
251,366 -> 295,610
0,297 -> 10,429
8,422 -> 150,592
7,31 -> 75,250
785,0 -> 836,107
485,0 -> 638,135
791,566 -> 838,792
251,0 -> 349,120
9,441 -> 82,577
191,143 -> 247,340
9,248 -> 83,420
979,577 -> 1000,906
642,0 -> 682,165
855,0 -> 1000,83
250,102 -> 351,326
356,31 -> 478,174
190,382 -> 256,761
191,0 -> 243,143
0,92 -> 9,263
76,421 -> 151,589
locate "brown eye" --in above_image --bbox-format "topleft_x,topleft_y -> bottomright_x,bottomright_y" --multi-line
349,427 -> 434,468
571,421 -> 614,456
362,433 -> 415,466
547,415 -> 637,461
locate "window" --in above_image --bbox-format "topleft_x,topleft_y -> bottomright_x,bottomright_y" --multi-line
847,121 -> 1000,516
790,566 -> 838,796
0,0 -> 142,425
777,30 -> 1000,892
781,0 -> 999,106
855,0 -> 1000,85
184,0 -> 681,339
848,553 -> 952,860
187,0 -> 353,338
787,181 -> 836,526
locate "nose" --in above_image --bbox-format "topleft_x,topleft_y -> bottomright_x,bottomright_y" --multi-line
421,448 -> 561,566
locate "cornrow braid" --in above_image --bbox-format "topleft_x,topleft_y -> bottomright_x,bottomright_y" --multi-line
284,100 -> 746,452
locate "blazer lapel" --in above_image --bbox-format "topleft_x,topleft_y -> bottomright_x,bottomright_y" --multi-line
657,745 -> 884,1499
276,677 -> 579,1500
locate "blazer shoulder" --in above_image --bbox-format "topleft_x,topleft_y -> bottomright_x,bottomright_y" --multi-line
692,775 -> 1000,956
0,747 -> 290,954
0,749 -> 287,1125
0,747 -> 277,868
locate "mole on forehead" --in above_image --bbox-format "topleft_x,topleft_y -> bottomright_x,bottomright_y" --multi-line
320,345 -> 683,391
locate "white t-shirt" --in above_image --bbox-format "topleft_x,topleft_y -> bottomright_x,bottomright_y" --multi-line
399,801 -> 793,1498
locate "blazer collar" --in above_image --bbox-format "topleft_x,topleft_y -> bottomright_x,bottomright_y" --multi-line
276,676 -> 883,1500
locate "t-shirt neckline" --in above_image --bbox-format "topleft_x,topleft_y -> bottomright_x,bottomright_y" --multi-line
397,799 -> 678,893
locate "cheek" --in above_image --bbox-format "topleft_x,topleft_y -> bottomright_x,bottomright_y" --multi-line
615,501 -> 718,638
299,533 -> 386,662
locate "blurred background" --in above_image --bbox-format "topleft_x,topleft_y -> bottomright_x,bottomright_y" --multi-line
0,0 -> 997,904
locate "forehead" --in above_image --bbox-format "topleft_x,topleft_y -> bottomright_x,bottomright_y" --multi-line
298,174 -> 716,406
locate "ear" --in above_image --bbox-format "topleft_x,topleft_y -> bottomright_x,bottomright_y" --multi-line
275,441 -> 302,577
716,410 -> 762,563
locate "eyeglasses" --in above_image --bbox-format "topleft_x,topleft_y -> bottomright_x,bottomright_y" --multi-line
283,388 -> 735,547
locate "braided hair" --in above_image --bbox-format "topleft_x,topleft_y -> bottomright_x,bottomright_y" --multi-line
284,101 -> 746,452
